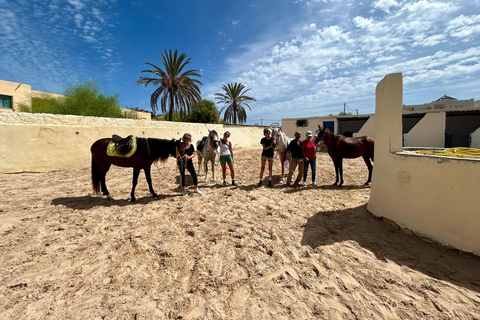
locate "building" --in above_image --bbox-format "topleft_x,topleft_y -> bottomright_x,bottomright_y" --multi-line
282,96 -> 480,148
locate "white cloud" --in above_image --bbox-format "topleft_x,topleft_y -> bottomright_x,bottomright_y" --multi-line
372,0 -> 399,13
302,23 -> 316,31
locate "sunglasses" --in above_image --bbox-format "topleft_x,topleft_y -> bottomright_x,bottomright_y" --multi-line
183,136 -> 191,140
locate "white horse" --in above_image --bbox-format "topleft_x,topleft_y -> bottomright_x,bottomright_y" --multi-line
271,127 -> 292,183
196,130 -> 220,183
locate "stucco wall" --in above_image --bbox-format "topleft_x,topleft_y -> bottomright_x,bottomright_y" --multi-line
0,112 -> 263,173
282,116 -> 338,137
368,73 -> 480,255
471,127 -> 480,148
0,80 -> 32,111
403,112 -> 445,147
353,116 -> 375,138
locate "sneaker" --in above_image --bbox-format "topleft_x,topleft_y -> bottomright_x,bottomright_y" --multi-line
231,180 -> 238,187
268,180 -> 273,187
183,191 -> 189,197
194,188 -> 202,195
301,181 -> 306,186
221,181 -> 227,187
312,182 -> 317,186
258,180 -> 263,187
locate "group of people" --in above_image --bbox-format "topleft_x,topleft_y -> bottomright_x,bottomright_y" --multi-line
178,128 -> 319,196
259,128 -> 318,187
178,131 -> 235,197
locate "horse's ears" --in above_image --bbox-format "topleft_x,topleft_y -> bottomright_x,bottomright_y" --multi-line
318,124 -> 321,129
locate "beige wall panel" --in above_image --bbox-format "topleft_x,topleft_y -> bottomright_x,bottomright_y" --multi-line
0,113 -> 263,173
353,116 -> 375,138
470,127 -> 480,148
403,112 -> 445,147
368,73 -> 480,255
0,80 -> 32,110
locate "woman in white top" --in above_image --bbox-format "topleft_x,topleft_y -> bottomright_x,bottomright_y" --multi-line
219,131 -> 236,186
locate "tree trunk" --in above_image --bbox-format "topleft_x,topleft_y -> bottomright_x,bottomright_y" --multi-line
168,90 -> 174,121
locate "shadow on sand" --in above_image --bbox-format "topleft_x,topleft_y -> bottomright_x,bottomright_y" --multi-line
51,194 -> 178,210
301,204 -> 480,293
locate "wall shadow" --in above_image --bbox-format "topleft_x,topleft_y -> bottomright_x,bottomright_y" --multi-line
51,194 -> 178,210
301,204 -> 480,293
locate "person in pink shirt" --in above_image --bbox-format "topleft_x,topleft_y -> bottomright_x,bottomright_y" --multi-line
302,130 -> 317,186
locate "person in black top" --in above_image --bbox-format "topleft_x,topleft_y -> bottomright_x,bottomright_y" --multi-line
259,128 -> 276,187
286,131 -> 304,186
178,133 -> 202,197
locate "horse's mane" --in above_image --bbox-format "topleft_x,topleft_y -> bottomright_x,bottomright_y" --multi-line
136,138 -> 179,163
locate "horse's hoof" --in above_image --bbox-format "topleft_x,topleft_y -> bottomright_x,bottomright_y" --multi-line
152,193 -> 158,198
105,195 -> 112,200
333,182 -> 338,186
131,197 -> 136,202
204,179 -> 208,183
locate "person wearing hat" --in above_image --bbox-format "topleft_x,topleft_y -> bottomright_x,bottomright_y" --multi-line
302,130 -> 317,186
219,131 -> 237,186
259,128 -> 276,187
286,131 -> 304,186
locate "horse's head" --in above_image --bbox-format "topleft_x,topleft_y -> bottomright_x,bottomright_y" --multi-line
271,127 -> 280,139
208,130 -> 220,149
175,138 -> 186,158
315,124 -> 328,145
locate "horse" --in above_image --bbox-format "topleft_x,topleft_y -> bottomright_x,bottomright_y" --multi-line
315,124 -> 374,187
196,130 -> 220,182
90,136 -> 185,202
271,127 -> 292,183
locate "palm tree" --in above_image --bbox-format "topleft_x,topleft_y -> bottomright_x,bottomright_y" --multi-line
136,49 -> 202,121
215,83 -> 256,124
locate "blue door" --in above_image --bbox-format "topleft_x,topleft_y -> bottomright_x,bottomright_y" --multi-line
323,121 -> 334,132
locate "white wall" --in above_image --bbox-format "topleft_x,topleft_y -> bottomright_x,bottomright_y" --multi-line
0,112 -> 263,173
403,112 -> 445,147
471,127 -> 480,148
353,116 -> 375,138
368,73 -> 480,256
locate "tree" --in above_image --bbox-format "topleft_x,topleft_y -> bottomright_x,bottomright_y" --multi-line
189,99 -> 220,123
18,81 -> 130,118
137,49 -> 202,121
215,83 -> 256,125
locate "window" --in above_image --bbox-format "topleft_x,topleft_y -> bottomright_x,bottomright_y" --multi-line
296,119 -> 308,127
0,95 -> 12,109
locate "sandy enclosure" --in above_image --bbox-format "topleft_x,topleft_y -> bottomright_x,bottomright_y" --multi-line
1,147 -> 479,319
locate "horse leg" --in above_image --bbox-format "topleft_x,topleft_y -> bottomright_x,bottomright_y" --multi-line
211,159 -> 216,182
144,165 -> 158,197
204,159 -> 208,183
100,161 -> 111,198
130,167 -> 141,202
332,158 -> 339,186
362,154 -> 373,185
338,159 -> 344,187
197,155 -> 203,175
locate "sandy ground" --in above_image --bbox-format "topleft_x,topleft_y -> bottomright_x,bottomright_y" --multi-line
1,147 -> 480,320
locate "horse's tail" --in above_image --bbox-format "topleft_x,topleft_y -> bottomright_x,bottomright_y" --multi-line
91,157 -> 101,195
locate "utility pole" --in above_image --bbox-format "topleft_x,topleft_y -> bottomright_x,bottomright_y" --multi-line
344,103 -> 346,114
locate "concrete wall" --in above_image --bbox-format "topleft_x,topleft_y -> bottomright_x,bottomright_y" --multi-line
353,116 -> 375,138
0,80 -> 32,111
0,112 -> 263,173
403,112 -> 445,148
282,116 -> 338,137
471,127 -> 480,148
368,73 -> 480,255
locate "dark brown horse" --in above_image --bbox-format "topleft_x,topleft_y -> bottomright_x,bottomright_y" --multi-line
315,124 -> 374,186
91,137 -> 184,201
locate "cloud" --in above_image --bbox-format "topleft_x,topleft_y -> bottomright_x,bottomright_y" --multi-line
209,1 -> 480,120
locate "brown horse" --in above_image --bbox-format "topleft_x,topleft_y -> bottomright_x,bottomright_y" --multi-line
90,137 -> 185,201
315,124 -> 374,186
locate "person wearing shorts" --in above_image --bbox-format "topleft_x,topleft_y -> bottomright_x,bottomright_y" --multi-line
259,128 -> 276,187
219,131 -> 237,187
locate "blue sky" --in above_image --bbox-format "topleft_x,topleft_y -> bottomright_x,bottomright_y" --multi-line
1,0 -> 479,125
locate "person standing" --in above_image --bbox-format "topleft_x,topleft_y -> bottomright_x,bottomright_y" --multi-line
178,133 -> 202,196
302,130 -> 317,186
219,131 -> 237,187
259,128 -> 276,187
286,131 -> 304,186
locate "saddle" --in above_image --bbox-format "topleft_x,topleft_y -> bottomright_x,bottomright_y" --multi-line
197,136 -> 208,153
107,135 -> 137,158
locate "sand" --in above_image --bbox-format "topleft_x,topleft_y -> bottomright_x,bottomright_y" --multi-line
1,147 -> 479,319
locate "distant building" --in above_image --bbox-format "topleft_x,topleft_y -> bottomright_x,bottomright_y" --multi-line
282,96 -> 480,148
